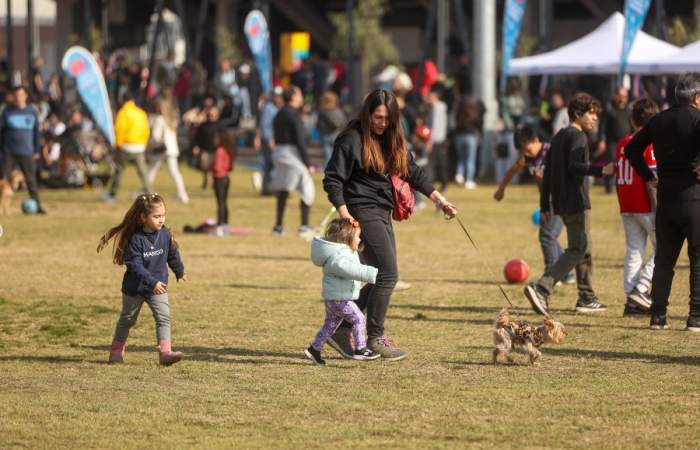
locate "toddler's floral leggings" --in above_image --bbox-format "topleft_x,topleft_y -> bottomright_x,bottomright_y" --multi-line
311,300 -> 366,352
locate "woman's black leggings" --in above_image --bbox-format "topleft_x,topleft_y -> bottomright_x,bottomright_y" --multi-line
347,207 -> 398,340
276,191 -> 310,228
213,176 -> 230,225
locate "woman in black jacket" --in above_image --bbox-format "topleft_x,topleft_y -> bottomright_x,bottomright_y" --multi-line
323,89 -> 457,361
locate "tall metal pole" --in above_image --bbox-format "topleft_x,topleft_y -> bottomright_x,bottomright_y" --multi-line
6,0 -> 14,85
144,0 -> 166,105
102,0 -> 109,60
193,0 -> 209,61
436,0 -> 449,73
655,0 -> 667,41
346,0 -> 358,109
539,0 -> 552,51
453,0 -> 469,58
473,0 -> 498,180
84,0 -> 92,51
27,0 -> 34,81
174,0 -> 190,63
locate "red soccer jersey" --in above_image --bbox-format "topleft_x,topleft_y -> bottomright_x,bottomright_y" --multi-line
615,134 -> 657,213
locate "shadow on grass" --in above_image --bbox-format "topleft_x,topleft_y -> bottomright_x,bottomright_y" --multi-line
0,355 -> 83,364
392,304 -> 501,314
78,344 -> 334,367
460,345 -> 700,365
409,278 -> 508,287
226,283 -> 307,291
188,253 -> 306,262
443,359 -> 496,367
387,314 -> 493,325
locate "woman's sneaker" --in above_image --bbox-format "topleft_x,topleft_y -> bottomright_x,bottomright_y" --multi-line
304,346 -> 326,365
650,314 -> 668,330
686,315 -> 700,332
524,283 -> 549,315
353,347 -> 381,360
623,303 -> 650,317
327,329 -> 354,359
368,336 -> 407,361
575,298 -> 607,313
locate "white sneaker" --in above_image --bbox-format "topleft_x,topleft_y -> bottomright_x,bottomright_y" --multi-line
464,181 -> 477,190
455,174 -> 465,184
394,280 -> 412,291
251,172 -> 263,193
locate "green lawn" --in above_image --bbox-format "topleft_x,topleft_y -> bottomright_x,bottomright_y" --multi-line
1,165 -> 698,449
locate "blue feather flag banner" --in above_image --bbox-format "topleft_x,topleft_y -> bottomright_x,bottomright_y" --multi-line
620,0 -> 652,77
244,10 -> 273,95
501,0 -> 528,93
61,46 -> 115,147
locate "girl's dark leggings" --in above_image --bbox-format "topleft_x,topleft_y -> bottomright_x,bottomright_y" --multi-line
213,176 -> 230,225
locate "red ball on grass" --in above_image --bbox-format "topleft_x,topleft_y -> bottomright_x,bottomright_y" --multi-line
504,259 -> 529,284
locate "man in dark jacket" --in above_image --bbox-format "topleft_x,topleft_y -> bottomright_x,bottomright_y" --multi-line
626,73 -> 700,332
0,85 -> 45,213
524,92 -> 614,315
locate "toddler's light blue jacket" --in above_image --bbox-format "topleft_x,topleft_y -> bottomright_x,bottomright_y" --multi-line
310,237 -> 378,301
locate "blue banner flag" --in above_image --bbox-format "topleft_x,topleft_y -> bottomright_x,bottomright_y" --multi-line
244,10 -> 273,95
620,0 -> 652,77
61,46 -> 115,147
502,0 -> 528,93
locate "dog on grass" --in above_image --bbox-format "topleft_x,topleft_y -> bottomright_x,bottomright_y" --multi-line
0,170 -> 26,215
492,309 -> 566,365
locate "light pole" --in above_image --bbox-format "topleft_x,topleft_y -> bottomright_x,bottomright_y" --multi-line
6,0 -> 14,85
473,0 -> 498,180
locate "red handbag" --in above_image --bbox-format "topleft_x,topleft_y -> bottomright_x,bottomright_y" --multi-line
391,175 -> 415,221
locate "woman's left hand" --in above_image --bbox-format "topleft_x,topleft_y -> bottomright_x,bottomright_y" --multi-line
440,200 -> 458,219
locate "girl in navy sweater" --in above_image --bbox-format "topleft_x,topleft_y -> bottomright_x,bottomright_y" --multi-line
98,194 -> 186,365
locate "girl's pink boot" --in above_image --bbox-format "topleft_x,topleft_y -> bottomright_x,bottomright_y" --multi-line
158,340 -> 183,366
108,340 -> 127,364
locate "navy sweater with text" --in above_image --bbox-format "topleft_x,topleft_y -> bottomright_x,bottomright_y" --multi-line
0,106 -> 40,156
122,228 -> 185,297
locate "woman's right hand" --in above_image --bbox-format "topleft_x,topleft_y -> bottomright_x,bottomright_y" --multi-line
153,281 -> 167,295
337,205 -> 358,227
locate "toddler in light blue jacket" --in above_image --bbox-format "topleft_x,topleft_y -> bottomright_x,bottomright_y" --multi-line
305,218 -> 380,365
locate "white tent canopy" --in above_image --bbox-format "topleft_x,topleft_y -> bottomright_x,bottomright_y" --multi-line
509,12 -> 679,75
640,40 -> 700,73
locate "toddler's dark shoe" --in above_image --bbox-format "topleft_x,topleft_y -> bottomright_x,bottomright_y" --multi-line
352,347 -> 381,361
304,346 -> 325,365
686,315 -> 700,332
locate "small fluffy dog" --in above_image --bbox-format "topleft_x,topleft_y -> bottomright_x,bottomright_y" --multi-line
0,170 -> 25,215
492,309 -> 566,365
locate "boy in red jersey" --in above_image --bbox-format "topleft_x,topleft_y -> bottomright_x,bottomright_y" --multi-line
615,98 -> 659,316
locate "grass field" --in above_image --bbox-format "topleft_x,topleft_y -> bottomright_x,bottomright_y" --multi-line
1,165 -> 699,449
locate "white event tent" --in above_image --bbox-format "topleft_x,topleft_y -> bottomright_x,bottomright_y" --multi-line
640,40 -> 700,73
509,12 -> 680,75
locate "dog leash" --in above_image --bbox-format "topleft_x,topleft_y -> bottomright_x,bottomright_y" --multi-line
451,215 -> 517,311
